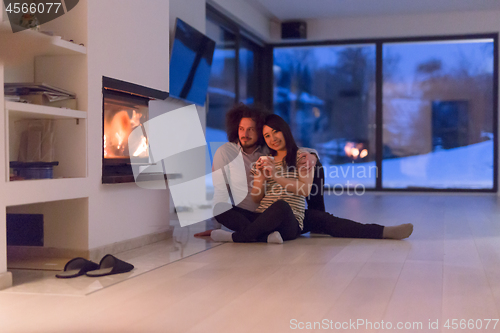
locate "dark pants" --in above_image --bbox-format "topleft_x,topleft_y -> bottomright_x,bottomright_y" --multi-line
214,200 -> 301,243
302,209 -> 384,239
303,160 -> 383,239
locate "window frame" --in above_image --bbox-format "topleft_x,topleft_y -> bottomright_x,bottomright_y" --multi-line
270,33 -> 499,193
206,4 -> 266,105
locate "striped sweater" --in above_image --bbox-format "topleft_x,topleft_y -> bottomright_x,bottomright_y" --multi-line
251,153 -> 306,230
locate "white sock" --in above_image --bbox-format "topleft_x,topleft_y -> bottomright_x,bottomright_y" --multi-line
210,229 -> 234,242
267,231 -> 283,244
382,223 -> 414,240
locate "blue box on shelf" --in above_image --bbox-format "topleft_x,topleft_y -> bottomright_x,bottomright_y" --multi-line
9,161 -> 59,180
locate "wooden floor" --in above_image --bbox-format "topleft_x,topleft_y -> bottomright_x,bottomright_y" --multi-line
1,193 -> 500,333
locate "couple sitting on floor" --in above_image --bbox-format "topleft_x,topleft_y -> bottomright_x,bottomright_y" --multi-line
194,104 -> 413,244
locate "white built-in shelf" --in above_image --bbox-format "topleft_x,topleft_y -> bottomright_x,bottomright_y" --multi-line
5,177 -> 89,206
0,21 -> 86,64
6,101 -> 87,119
6,101 -> 87,183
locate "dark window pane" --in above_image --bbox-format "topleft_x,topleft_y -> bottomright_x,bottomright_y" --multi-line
382,39 -> 494,189
239,39 -> 256,104
205,17 -> 236,145
274,45 -> 377,189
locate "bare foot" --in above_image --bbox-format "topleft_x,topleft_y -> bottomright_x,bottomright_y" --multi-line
194,229 -> 214,238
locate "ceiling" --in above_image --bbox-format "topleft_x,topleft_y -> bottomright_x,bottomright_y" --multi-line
244,0 -> 500,21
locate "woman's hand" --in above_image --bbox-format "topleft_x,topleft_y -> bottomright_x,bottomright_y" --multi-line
297,152 -> 317,173
270,153 -> 314,197
261,159 -> 276,179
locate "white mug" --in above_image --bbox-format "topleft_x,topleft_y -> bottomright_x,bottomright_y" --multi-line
258,156 -> 275,177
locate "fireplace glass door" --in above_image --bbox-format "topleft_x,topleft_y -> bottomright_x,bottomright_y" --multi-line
103,89 -> 150,182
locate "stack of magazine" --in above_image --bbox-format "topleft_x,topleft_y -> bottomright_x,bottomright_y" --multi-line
4,82 -> 76,105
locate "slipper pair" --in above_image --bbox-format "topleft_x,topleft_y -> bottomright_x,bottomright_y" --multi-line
56,255 -> 134,279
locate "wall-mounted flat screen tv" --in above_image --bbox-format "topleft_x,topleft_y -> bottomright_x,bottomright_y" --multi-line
169,18 -> 216,106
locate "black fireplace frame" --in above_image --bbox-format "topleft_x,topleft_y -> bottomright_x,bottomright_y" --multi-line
102,76 -> 168,184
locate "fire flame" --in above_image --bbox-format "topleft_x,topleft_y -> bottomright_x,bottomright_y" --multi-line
130,110 -> 143,128
133,136 -> 148,157
115,132 -> 123,149
104,135 -> 107,157
104,110 -> 148,158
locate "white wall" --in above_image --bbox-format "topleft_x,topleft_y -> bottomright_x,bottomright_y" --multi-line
271,10 -> 500,193
305,10 -> 500,42
170,0 -> 206,36
86,0 -> 171,249
208,0 -> 271,41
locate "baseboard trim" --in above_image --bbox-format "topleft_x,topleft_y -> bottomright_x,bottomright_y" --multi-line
89,227 -> 174,262
7,246 -> 88,260
6,227 -> 174,265
0,271 -> 13,290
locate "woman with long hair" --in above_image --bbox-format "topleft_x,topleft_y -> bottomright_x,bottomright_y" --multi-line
210,114 -> 313,243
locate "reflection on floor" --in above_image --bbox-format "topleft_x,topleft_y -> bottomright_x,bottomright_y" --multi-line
8,256 -> 72,271
4,219 -> 220,296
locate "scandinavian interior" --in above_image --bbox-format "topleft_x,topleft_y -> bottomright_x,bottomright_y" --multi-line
1,0 -> 500,332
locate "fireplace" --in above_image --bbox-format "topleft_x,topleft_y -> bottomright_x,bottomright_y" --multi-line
102,77 -> 168,184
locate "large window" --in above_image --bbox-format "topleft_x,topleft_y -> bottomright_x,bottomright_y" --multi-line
382,39 -> 495,189
273,36 -> 497,191
274,45 -> 377,188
